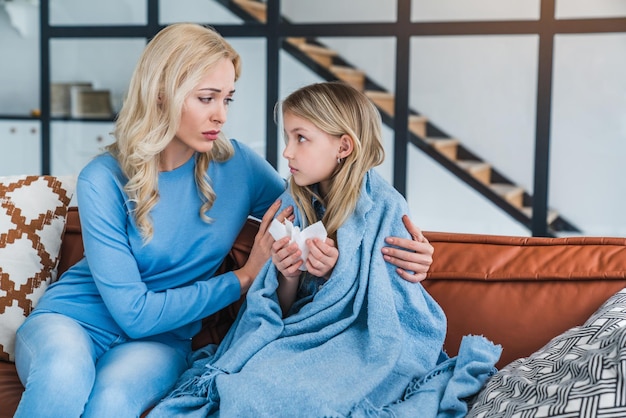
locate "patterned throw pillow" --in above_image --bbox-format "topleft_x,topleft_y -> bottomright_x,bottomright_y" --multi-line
0,175 -> 76,362
467,287 -> 626,418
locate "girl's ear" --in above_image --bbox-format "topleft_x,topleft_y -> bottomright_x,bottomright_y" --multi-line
339,134 -> 354,159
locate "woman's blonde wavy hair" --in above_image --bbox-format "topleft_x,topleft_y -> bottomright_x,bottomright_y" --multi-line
277,81 -> 385,239
108,23 -> 240,242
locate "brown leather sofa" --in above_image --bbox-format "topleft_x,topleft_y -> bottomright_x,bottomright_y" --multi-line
1,207 -> 625,417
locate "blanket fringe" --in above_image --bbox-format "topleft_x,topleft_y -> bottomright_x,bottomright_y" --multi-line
402,363 -> 454,400
167,366 -> 224,401
348,397 -> 395,418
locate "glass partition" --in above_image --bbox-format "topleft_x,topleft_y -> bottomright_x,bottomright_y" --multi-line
555,0 -> 626,19
411,0 -> 540,22
160,0 -> 245,25
0,3 -> 39,116
550,33 -> 626,236
50,0 -> 147,26
50,38 -> 146,117
282,0 -> 397,23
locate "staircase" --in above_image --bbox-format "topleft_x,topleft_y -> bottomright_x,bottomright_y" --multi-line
226,0 -> 580,236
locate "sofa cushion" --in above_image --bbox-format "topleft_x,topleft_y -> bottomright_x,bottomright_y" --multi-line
0,175 -> 75,362
466,287 -> 626,417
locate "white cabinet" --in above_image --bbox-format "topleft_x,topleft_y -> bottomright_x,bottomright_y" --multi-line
51,121 -> 115,176
0,120 -> 41,176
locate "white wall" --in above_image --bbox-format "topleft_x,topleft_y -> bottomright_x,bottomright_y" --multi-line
0,0 -> 624,236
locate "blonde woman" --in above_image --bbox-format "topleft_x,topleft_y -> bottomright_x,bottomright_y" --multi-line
15,26 -> 434,417
14,23 -> 287,418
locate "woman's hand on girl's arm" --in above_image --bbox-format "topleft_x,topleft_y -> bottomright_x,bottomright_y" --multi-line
235,200 -> 293,294
382,215 -> 434,283
305,238 -> 338,280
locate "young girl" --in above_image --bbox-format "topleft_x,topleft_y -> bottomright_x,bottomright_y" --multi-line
148,82 -> 500,417
272,81 -> 390,315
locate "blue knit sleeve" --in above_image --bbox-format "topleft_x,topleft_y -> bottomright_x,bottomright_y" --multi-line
75,155 -> 241,339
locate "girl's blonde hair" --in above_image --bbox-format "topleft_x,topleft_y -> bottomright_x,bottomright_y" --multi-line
108,23 -> 240,242
278,81 -> 385,238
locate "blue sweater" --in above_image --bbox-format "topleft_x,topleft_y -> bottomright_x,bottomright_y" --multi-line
36,140 -> 285,348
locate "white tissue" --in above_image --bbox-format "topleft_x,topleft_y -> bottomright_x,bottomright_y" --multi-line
268,219 -> 328,271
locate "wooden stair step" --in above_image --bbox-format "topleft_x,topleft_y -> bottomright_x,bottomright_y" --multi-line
233,0 -> 267,22
286,37 -> 307,46
521,207 -> 559,225
330,65 -> 366,91
408,114 -> 428,137
297,43 -> 338,68
426,137 -> 459,160
491,183 -> 524,208
457,160 -> 491,184
364,90 -> 394,116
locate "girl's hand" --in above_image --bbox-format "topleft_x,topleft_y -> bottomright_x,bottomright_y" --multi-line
272,234 -> 303,317
271,236 -> 303,281
235,200 -> 293,294
382,215 -> 434,283
305,237 -> 338,279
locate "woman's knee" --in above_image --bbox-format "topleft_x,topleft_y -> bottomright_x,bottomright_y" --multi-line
83,341 -> 187,417
14,314 -> 98,418
15,313 -> 97,387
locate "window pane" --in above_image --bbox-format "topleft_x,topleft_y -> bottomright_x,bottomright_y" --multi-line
555,0 -> 626,19
160,0 -> 245,25
0,5 -> 39,115
282,0 -> 396,23
221,38 -> 267,157
50,0 -> 146,26
411,0 -> 540,22
50,38 -> 146,115
550,33 -> 626,236
408,35 -> 539,235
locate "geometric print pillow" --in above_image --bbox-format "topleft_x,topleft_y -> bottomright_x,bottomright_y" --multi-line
0,175 -> 76,362
467,287 -> 626,418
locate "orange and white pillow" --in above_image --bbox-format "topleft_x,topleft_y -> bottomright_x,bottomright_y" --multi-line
0,175 -> 76,362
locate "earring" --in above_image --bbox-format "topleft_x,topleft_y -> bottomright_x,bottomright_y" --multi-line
337,157 -> 342,164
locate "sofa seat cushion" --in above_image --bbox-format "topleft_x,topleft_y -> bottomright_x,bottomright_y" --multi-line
0,175 -> 76,362
467,287 -> 626,417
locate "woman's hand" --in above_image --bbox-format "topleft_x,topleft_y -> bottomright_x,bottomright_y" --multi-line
383,215 -> 434,283
235,200 -> 294,294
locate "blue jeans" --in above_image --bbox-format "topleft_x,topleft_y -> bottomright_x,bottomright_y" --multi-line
14,312 -> 189,418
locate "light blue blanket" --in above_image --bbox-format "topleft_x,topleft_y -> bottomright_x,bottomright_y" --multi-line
149,170 -> 501,417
